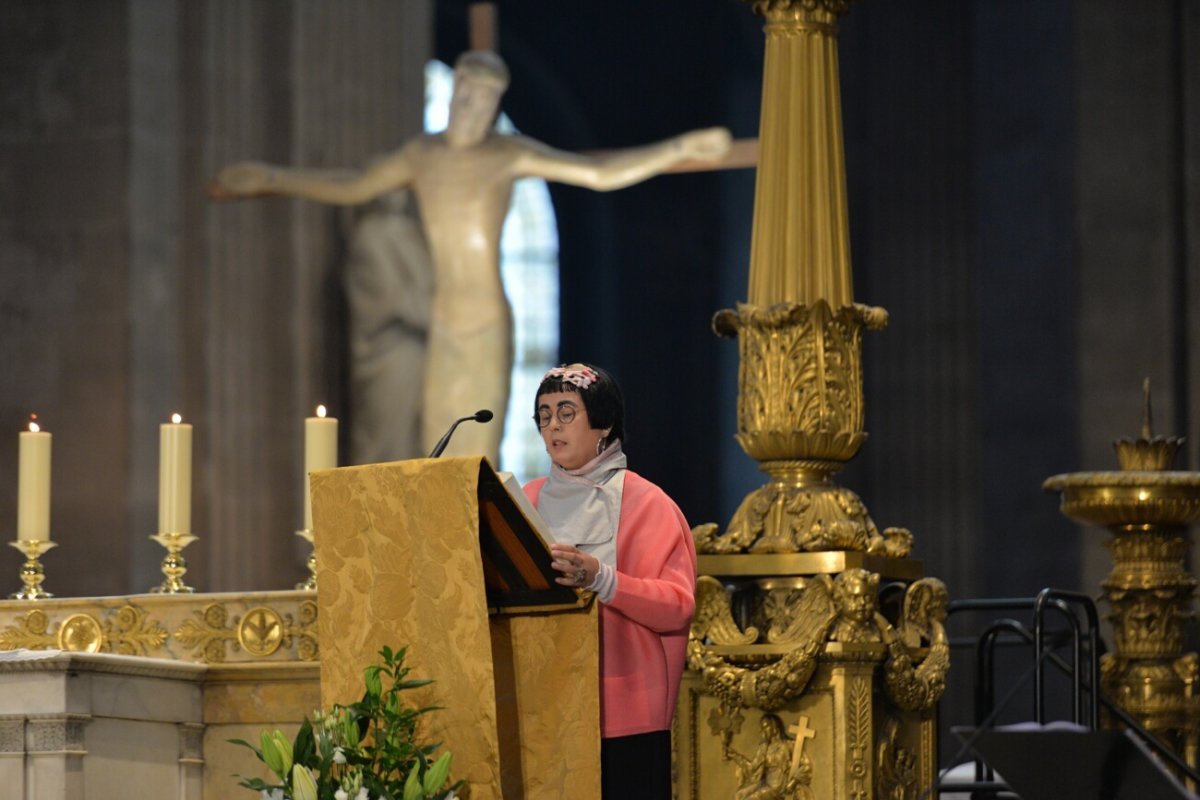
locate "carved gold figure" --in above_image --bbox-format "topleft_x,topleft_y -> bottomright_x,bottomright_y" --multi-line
722,713 -> 815,800
1045,380 -> 1200,771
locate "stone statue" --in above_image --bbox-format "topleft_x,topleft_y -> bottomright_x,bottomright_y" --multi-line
342,188 -> 433,464
212,50 -> 732,463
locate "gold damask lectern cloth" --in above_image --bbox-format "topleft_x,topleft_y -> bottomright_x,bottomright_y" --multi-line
311,457 -> 600,800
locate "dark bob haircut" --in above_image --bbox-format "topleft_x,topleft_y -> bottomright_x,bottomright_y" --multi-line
534,363 -> 626,444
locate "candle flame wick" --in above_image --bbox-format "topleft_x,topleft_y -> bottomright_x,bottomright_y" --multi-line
28,422 -> 40,433
317,404 -> 327,419
171,413 -> 183,424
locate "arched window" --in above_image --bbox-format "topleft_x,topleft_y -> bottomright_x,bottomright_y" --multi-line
425,60 -> 557,482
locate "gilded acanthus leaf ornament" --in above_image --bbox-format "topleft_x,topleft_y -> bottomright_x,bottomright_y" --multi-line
103,605 -> 169,656
175,603 -> 237,663
0,609 -> 55,650
174,600 -> 319,663
0,605 -> 167,656
743,0 -> 856,19
697,477 -> 912,558
713,302 -> 886,465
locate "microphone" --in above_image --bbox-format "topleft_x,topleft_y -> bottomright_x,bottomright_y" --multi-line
428,409 -> 494,458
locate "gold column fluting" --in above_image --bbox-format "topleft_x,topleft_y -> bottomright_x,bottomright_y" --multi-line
1044,381 -> 1200,772
747,0 -> 853,308
704,0 -> 891,556
677,3 -> 950,800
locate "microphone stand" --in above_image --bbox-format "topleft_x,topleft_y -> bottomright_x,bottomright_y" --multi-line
429,410 -> 494,458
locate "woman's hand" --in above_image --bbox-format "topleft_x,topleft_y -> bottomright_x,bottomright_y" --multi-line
550,544 -> 600,588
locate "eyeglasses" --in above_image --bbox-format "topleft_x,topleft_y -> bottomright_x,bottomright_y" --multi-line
534,404 -> 578,429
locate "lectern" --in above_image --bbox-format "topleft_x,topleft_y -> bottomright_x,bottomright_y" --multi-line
310,457 -> 600,800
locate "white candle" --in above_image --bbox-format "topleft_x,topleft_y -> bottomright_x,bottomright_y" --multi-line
159,413 -> 193,534
17,417 -> 52,542
304,405 -> 338,530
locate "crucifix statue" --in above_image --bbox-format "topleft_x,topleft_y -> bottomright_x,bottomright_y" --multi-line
210,8 -> 739,464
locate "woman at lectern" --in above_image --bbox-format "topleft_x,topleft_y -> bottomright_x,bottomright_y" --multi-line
522,363 -> 697,800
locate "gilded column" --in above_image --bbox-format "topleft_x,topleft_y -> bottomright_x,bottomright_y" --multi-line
747,0 -> 854,307
702,0 -> 892,560
678,3 -> 950,800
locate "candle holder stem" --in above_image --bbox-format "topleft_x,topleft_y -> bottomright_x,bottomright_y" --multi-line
149,532 -> 198,594
9,539 -> 57,600
295,529 -> 317,591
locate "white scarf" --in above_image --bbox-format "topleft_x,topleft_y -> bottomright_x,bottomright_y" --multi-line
538,440 -> 627,558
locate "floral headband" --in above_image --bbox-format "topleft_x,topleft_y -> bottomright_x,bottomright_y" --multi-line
543,363 -> 598,389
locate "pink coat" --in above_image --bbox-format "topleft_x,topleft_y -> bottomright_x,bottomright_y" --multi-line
525,470 -> 698,738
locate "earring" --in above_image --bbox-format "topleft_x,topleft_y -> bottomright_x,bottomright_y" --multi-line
596,436 -> 607,455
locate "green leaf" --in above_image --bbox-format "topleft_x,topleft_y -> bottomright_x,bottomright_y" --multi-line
227,738 -> 262,759
234,776 -> 276,791
293,718 -> 316,767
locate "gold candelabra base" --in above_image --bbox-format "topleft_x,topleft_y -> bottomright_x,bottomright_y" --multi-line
8,539 -> 57,600
295,529 -> 317,591
148,532 -> 199,594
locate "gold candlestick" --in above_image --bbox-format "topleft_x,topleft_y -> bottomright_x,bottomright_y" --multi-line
149,531 -> 198,594
9,539 -> 57,599
1045,381 -> 1200,771
295,528 -> 317,591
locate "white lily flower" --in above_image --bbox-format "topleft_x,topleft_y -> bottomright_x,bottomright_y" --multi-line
335,790 -> 349,800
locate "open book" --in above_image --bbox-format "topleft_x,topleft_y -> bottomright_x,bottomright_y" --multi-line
496,470 -> 556,545
474,460 -> 586,614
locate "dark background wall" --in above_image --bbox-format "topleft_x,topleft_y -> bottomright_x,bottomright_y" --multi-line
435,0 -> 1198,604
0,1 -> 1196,610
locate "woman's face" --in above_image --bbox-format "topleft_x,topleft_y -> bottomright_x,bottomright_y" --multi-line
536,390 -> 605,471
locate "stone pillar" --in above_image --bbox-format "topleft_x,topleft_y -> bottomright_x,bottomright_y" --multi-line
1076,1 -> 1200,592
0,1 -> 431,595
193,0 -> 431,591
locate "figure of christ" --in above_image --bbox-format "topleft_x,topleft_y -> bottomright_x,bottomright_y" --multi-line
211,50 -> 732,463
